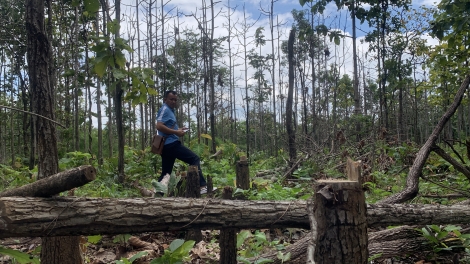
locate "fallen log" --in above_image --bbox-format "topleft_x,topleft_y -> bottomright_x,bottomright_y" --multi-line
0,197 -> 309,238
0,165 -> 96,198
2,197 -> 470,238
246,226 -> 468,264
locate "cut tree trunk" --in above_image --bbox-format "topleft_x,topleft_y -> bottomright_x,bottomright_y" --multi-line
236,156 -> 250,190
3,197 -> 470,238
378,74 -> 470,204
0,165 -> 96,198
314,180 -> 367,264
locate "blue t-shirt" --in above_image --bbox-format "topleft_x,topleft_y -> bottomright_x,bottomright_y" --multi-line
156,103 -> 179,145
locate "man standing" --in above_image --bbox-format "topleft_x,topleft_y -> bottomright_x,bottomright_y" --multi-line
156,90 -> 208,194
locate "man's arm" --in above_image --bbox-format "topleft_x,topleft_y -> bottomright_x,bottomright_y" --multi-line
157,122 -> 186,137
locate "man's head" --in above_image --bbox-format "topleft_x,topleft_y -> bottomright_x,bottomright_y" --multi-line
163,90 -> 178,109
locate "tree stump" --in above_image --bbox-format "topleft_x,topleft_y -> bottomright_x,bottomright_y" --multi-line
236,156 -> 249,190
313,180 -> 368,264
185,165 -> 202,242
185,165 -> 200,199
219,187 -> 237,264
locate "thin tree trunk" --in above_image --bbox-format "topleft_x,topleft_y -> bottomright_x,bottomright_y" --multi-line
114,0 -> 125,183
286,29 -> 296,169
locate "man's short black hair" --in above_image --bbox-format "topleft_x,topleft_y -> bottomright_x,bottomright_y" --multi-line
164,90 -> 177,98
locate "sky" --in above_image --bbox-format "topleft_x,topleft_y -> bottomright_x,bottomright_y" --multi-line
92,0 -> 438,128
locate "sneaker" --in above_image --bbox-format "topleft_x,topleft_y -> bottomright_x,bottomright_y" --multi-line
200,186 -> 207,194
200,186 -> 218,194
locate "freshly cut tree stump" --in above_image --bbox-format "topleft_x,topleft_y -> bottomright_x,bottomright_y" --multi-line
314,180 -> 368,264
0,165 -> 96,197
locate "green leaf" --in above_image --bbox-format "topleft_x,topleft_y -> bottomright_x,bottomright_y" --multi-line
113,234 -> 131,243
87,235 -> 102,244
0,246 -> 40,264
151,179 -> 168,194
299,0 -> 307,6
94,57 -> 109,77
115,51 -> 127,68
334,35 -> 340,45
112,68 -> 126,79
129,251 -> 148,262
254,258 -> 274,264
148,88 -> 158,95
84,0 -> 100,13
169,239 -> 185,252
172,240 -> 195,257
237,230 -> 252,248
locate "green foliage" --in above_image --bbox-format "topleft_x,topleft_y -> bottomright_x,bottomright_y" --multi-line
150,239 -> 195,264
113,234 -> 132,244
116,251 -> 149,264
0,246 -> 40,264
237,230 -> 287,263
87,235 -> 103,244
420,225 -> 470,256
0,164 -> 34,192
59,151 -> 94,170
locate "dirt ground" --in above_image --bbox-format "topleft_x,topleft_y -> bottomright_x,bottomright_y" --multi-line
0,229 -> 307,264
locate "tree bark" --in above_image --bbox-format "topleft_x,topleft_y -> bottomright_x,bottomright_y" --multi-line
286,29 -> 296,169
432,143 -> 470,181
236,156 -> 250,190
378,74 -> 470,204
26,0 -> 82,262
246,225 -> 466,264
4,198 -> 470,238
219,187 -> 237,264
0,165 -> 96,197
314,180 -> 368,264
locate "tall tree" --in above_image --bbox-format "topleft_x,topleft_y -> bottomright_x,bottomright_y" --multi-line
26,0 -> 82,262
286,29 -> 296,168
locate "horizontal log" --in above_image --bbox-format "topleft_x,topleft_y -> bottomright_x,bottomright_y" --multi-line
367,203 -> 470,227
1,197 -> 470,238
0,197 -> 309,238
0,165 -> 96,197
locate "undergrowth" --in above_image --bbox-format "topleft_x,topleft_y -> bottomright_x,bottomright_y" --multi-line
2,140 -> 470,263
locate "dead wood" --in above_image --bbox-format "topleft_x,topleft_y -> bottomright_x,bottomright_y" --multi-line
378,74 -> 470,204
246,226 -> 469,263
3,198 -> 470,238
0,165 -> 96,198
432,143 -> 470,181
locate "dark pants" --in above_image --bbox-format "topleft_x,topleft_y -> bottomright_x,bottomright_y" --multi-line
159,140 -> 207,187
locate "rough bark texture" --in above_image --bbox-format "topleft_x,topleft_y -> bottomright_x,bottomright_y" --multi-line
236,157 -> 250,190
0,197 -> 309,238
314,180 -> 368,264
26,0 -> 82,262
186,165 -> 201,199
3,198 -> 470,238
367,203 -> 470,227
219,187 -> 237,264
185,166 -> 202,242
26,0 -> 58,181
378,74 -> 470,204
0,165 -> 96,197
246,225 -> 465,264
